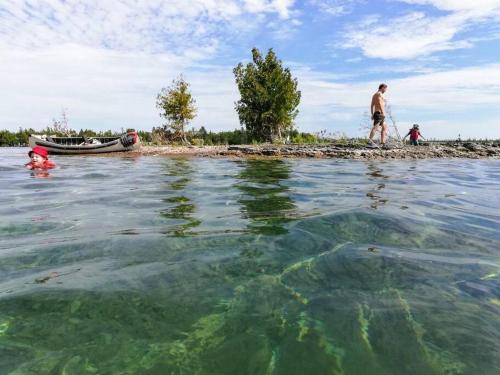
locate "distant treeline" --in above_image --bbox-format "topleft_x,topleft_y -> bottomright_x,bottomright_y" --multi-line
150,126 -> 326,146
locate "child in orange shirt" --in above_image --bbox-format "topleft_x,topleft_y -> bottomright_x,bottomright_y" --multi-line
25,146 -> 56,169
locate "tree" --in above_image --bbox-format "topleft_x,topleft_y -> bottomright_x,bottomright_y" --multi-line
0,130 -> 18,146
198,126 -> 208,139
51,108 -> 72,135
156,76 -> 197,145
384,101 -> 402,142
234,48 -> 301,143
15,127 -> 34,145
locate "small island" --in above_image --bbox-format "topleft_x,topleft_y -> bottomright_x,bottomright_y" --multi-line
133,141 -> 500,159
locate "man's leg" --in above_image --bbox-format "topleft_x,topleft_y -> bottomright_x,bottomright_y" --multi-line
368,125 -> 378,141
380,123 -> 387,144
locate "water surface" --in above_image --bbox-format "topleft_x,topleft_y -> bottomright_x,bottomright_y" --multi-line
1,148 -> 499,374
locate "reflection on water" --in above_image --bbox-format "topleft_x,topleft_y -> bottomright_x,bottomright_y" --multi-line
30,170 -> 51,179
160,158 -> 201,237
0,149 -> 499,375
366,163 -> 389,209
235,159 -> 297,235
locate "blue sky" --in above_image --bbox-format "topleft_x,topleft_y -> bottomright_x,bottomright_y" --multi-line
1,0 -> 500,139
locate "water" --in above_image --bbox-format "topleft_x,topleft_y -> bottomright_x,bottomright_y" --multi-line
1,148 -> 499,375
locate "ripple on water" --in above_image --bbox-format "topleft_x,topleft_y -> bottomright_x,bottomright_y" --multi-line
0,154 -> 499,374
0,221 -> 76,239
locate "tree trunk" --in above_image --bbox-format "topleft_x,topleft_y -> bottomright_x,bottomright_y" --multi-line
181,133 -> 191,146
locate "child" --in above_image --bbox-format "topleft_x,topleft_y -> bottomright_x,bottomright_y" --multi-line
25,146 -> 56,170
403,124 -> 425,145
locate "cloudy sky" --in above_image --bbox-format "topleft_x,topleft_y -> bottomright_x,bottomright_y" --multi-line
1,0 -> 500,139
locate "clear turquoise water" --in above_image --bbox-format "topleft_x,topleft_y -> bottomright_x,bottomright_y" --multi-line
1,148 -> 499,375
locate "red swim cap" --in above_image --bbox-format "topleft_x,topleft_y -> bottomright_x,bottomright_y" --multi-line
28,146 -> 49,159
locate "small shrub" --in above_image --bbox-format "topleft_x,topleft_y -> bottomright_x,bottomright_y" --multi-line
291,132 -> 318,144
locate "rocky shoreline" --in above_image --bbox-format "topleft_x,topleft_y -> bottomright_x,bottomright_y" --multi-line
131,142 -> 500,159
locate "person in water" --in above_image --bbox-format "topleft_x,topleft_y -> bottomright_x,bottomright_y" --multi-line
403,124 -> 426,145
25,146 -> 56,170
367,83 -> 388,148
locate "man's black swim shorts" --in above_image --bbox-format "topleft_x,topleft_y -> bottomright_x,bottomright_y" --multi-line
373,111 -> 385,126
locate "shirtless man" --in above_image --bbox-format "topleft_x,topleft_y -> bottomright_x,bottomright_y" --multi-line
367,84 -> 388,147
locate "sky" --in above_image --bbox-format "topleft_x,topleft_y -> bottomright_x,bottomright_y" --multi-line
1,0 -> 500,139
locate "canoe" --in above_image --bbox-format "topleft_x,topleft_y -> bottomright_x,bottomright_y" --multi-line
29,131 -> 140,154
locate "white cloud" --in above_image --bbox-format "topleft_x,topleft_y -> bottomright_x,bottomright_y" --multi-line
343,12 -> 472,59
342,0 -> 500,59
298,64 -> 500,111
387,64 -> 500,109
309,0 -> 360,17
0,44 -> 241,132
0,0 -> 297,53
244,0 -> 297,18
399,0 -> 500,12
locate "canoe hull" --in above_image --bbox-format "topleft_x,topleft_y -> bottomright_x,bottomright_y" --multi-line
29,133 -> 140,155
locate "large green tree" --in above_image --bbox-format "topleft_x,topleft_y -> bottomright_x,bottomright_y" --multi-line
234,48 -> 301,142
156,75 -> 197,144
